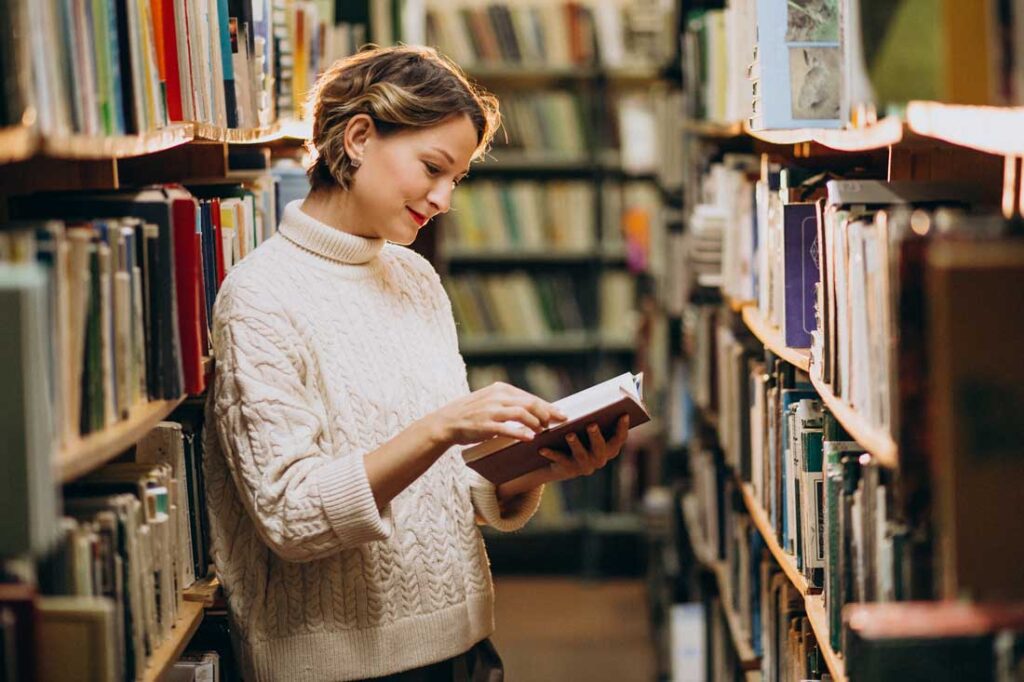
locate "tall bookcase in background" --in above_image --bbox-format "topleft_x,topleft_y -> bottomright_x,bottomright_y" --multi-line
645,1 -> 1024,681
420,0 -> 684,576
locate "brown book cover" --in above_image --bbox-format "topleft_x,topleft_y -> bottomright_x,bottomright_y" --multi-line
463,372 -> 650,484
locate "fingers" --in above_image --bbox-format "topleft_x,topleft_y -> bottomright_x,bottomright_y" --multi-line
565,432 -> 595,475
489,382 -> 568,427
490,421 -> 537,442
538,447 -> 572,467
492,406 -> 543,433
608,415 -> 630,453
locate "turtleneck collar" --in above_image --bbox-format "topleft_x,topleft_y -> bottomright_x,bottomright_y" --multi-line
277,200 -> 386,265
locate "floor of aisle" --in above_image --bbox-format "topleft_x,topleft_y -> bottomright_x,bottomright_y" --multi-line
492,577 -> 656,682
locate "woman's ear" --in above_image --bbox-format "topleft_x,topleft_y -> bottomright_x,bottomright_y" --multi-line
343,114 -> 376,167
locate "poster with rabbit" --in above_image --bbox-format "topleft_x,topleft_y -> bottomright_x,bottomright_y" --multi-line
751,0 -> 845,129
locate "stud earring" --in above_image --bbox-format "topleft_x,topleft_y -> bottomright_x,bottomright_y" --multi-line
351,157 -> 362,168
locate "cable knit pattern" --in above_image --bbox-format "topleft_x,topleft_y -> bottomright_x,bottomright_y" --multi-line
203,201 -> 543,681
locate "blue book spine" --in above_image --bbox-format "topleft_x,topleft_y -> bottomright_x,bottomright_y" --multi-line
783,203 -> 819,348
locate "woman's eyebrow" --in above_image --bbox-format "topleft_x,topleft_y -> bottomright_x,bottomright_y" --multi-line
430,146 -> 470,175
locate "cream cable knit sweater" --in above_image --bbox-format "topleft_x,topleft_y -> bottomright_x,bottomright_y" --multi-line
203,201 -> 543,681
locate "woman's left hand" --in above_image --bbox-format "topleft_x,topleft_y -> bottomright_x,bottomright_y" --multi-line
538,415 -> 630,482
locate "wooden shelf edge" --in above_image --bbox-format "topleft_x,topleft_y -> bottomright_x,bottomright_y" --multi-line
906,101 -> 1024,157
681,119 -> 744,138
56,396 -> 186,483
808,368 -> 898,468
740,305 -> 811,373
737,482 -> 845,681
41,123 -> 195,160
192,121 -> 281,144
805,595 -> 846,682
184,576 -> 221,608
141,600 -> 204,682
737,483 -> 812,596
743,116 -> 904,152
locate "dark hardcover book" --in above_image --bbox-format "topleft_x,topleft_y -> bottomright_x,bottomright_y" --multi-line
113,0 -> 140,134
165,187 -> 205,395
783,202 -> 819,348
464,372 -> 649,484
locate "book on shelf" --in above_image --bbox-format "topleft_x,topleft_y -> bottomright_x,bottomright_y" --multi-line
750,0 -> 844,130
424,0 -> 675,71
463,371 -> 650,484
0,263 -> 59,556
170,650 -> 221,681
36,595 -> 119,682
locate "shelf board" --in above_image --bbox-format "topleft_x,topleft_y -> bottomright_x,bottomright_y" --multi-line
459,332 -> 593,355
444,248 -> 603,264
141,600 -> 204,682
743,116 -> 904,152
805,595 -> 846,682
740,305 -> 811,373
737,483 -> 813,596
808,368 -> 898,468
0,125 -> 39,163
906,101 -> 1024,156
737,481 -> 846,682
56,396 -> 186,483
41,123 -> 196,159
681,119 -> 744,138
184,576 -> 222,608
192,121 -> 281,144
475,152 -> 594,172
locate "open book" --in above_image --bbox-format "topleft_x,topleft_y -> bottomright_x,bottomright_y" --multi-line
462,372 -> 651,485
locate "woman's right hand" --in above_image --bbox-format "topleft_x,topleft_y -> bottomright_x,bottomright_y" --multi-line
427,382 -> 568,447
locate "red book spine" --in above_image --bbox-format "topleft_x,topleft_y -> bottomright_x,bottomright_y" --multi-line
171,199 -> 205,394
211,197 -> 226,285
159,0 -> 184,121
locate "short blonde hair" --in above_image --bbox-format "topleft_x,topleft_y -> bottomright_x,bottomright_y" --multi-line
305,45 -> 501,191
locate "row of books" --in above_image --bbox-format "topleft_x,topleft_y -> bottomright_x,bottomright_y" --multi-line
1,416 -> 212,682
2,0 -> 346,135
445,271 -> 637,345
444,180 -> 596,253
1,180 -> 275,451
424,0 -> 675,71
682,0 -> 1024,131
687,424 -> 1024,681
491,91 -> 591,157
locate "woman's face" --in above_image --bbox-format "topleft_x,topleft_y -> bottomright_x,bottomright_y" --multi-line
347,114 -> 477,246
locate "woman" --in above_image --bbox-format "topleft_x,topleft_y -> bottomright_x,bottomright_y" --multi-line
204,45 -> 630,681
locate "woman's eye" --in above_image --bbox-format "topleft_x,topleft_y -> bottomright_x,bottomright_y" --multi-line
423,162 -> 440,176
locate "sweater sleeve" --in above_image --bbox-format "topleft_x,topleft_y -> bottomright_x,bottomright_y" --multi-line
466,468 -> 544,532
211,301 -> 393,562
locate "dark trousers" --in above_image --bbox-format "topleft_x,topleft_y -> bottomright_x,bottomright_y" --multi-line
366,639 -> 504,682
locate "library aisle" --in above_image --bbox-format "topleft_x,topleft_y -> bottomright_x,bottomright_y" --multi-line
493,578 -> 657,682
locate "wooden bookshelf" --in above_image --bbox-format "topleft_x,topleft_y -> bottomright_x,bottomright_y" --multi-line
56,396 -> 186,483
743,116 -> 905,152
140,600 -> 204,682
466,64 -> 663,84
459,332 -> 595,356
807,369 -> 898,469
444,248 -> 604,264
192,122 -> 281,144
736,482 -> 846,682
737,483 -> 813,596
42,124 -> 196,159
805,595 -> 846,682
740,305 -> 811,373
906,101 -> 1024,157
184,576 -> 222,608
682,119 -> 744,138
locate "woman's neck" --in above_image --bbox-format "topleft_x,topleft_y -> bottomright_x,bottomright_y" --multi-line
300,188 -> 378,239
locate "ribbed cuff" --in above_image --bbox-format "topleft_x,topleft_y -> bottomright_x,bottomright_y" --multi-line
319,454 -> 393,547
467,469 -> 542,532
